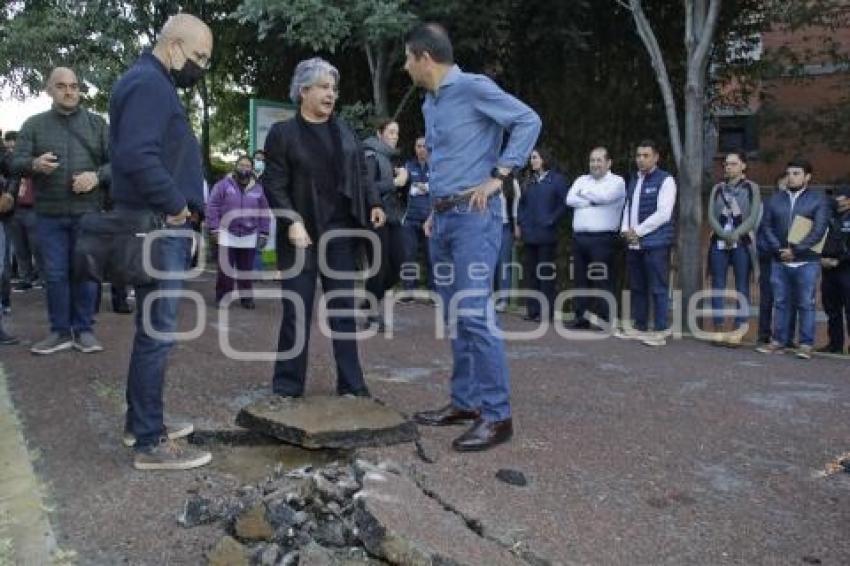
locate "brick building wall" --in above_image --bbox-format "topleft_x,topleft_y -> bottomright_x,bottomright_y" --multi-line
713,19 -> 850,187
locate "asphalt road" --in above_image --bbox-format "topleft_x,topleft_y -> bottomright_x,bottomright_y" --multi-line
1,275 -> 848,565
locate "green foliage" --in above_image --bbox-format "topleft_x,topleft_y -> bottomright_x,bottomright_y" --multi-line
1,0 -> 846,172
236,0 -> 415,50
0,0 -> 142,108
338,100 -> 374,137
235,0 -> 349,51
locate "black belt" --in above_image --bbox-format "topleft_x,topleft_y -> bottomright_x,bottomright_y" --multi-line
574,231 -> 619,237
432,189 -> 501,214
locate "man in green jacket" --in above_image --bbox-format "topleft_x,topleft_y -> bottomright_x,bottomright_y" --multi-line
11,67 -> 110,355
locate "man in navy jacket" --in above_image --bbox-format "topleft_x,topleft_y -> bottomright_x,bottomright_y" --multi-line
756,159 -> 830,359
111,13 -> 213,470
619,140 -> 677,347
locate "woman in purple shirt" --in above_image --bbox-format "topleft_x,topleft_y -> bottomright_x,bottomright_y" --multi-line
206,155 -> 271,309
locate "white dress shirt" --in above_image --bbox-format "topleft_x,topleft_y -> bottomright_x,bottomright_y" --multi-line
620,169 -> 678,237
565,171 -> 626,232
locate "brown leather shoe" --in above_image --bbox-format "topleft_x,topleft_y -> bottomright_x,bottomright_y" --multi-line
413,403 -> 481,426
452,418 -> 513,452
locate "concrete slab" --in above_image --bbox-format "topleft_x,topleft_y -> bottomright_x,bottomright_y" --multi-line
353,465 -> 526,566
236,395 -> 418,449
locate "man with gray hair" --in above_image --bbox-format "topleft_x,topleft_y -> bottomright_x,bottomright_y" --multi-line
263,56 -> 385,399
110,13 -> 213,470
12,67 -> 109,355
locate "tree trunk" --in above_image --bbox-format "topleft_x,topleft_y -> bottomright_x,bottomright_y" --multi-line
624,0 -> 721,318
678,84 -> 706,306
365,41 -> 390,117
679,0 -> 721,310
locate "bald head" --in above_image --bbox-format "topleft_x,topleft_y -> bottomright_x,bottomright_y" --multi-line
47,67 -> 80,112
158,13 -> 212,46
152,13 -> 213,88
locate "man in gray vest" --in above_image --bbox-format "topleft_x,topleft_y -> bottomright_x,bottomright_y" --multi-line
618,140 -> 677,347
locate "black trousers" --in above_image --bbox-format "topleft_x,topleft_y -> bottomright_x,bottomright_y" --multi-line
273,236 -> 368,397
523,242 -> 557,319
94,283 -> 130,313
572,231 -> 618,322
822,262 -> 850,351
9,207 -> 42,282
365,223 -> 406,303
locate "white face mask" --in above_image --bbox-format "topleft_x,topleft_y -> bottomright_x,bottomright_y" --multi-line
254,160 -> 265,174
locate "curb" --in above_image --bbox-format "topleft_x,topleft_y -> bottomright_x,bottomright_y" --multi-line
0,365 -> 58,564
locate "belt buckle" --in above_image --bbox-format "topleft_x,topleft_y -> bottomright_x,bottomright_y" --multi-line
434,195 -> 457,213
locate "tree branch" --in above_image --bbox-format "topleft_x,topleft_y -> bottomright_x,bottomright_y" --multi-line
629,0 -> 684,169
392,84 -> 417,121
364,41 -> 376,76
692,0 -> 722,70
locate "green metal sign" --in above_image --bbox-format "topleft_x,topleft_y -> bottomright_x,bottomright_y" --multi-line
248,98 -> 296,154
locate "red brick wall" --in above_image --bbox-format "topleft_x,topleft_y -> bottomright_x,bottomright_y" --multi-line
714,19 -> 850,186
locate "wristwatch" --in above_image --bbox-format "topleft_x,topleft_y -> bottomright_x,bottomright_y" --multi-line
490,167 -> 511,182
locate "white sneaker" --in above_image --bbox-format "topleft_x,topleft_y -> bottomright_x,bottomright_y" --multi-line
614,328 -> 646,340
642,335 -> 667,347
641,330 -> 670,347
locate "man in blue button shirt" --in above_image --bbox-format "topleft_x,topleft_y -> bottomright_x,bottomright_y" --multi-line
405,23 -> 541,452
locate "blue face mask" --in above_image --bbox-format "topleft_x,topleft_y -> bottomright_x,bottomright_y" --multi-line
254,160 -> 265,175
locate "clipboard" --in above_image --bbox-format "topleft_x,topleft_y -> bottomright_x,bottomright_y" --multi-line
787,215 -> 828,253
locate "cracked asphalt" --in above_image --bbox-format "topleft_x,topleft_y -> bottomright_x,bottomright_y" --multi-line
1,273 -> 849,565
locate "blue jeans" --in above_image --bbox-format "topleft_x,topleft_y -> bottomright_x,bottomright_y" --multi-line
0,221 -> 6,326
494,223 -> 513,298
400,216 -> 433,291
708,243 -> 751,327
626,247 -> 670,331
429,197 -> 511,422
36,214 -> 98,334
771,260 -> 819,347
125,227 -> 192,450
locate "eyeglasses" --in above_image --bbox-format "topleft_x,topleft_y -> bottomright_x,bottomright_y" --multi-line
178,42 -> 211,70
